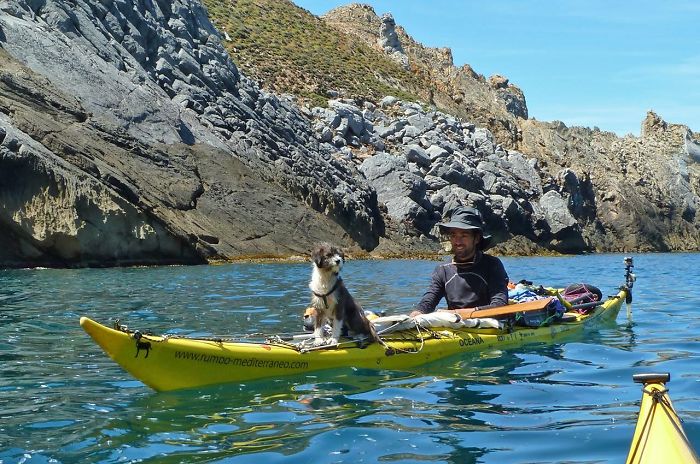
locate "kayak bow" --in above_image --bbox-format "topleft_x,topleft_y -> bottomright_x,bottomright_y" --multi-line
626,373 -> 699,464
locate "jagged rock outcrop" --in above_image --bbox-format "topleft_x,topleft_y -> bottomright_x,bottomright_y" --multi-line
488,74 -> 528,120
322,4 -> 528,148
377,13 -> 408,69
0,0 -> 384,267
518,113 -> 700,251
308,97 -> 594,252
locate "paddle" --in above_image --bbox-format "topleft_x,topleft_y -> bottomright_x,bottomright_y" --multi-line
570,300 -> 604,311
451,297 -> 554,320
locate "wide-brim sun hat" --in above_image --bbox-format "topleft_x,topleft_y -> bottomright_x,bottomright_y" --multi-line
438,206 -> 493,250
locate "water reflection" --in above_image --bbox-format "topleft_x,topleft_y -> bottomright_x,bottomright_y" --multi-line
76,354 -> 535,462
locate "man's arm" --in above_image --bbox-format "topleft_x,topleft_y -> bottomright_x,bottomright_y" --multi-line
480,256 -> 509,309
411,266 -> 446,315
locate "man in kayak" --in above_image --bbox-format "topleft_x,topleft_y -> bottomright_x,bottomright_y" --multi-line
410,206 -> 509,316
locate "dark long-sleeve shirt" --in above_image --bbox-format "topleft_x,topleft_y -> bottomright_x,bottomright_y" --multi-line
414,252 -> 509,314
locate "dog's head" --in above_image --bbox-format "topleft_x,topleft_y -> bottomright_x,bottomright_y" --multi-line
311,242 -> 344,273
303,307 -> 317,332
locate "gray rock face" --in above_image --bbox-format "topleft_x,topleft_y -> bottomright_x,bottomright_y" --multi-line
489,74 -> 528,119
305,89 -> 696,255
506,152 -> 543,196
404,144 -> 431,167
360,153 -> 429,209
539,191 -> 577,235
0,0 -> 384,267
0,115 -> 202,267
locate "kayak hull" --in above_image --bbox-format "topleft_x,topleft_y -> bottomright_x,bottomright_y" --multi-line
626,375 -> 699,464
80,289 -> 627,392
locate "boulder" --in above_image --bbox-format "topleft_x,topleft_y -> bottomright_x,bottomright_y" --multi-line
360,152 -> 432,231
539,190 -> 577,236
404,144 -> 431,167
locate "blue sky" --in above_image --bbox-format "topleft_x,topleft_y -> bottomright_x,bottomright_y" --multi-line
293,1 -> 700,136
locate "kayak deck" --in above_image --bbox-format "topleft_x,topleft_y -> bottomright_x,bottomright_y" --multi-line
80,289 -> 627,392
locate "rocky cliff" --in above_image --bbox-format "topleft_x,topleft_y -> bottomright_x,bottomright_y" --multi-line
1,0 -> 699,269
0,0 -> 384,267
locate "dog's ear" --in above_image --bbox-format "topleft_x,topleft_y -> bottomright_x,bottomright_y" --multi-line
311,243 -> 327,265
330,245 -> 345,263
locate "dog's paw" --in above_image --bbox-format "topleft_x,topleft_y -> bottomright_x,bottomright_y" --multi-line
311,337 -> 339,348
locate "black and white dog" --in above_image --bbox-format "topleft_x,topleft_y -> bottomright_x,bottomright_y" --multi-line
308,243 -> 377,346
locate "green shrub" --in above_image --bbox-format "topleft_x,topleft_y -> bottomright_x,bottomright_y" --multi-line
201,0 -> 424,106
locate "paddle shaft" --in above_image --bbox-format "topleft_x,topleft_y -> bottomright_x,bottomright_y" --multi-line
453,297 -> 553,319
452,297 -> 605,320
571,300 -> 604,311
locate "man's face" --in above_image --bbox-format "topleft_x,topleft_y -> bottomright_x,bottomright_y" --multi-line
448,228 -> 481,262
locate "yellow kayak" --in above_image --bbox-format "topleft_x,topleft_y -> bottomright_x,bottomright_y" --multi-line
626,373 -> 700,464
80,287 -> 628,392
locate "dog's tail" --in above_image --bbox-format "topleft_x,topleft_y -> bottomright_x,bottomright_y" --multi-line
367,321 -> 394,349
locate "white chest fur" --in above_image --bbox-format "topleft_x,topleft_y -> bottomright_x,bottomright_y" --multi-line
309,267 -> 339,313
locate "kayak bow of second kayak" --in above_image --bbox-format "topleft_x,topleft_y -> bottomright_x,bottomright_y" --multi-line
626,373 -> 700,464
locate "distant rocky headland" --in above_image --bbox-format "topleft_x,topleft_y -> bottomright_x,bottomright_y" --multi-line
1,0 -> 699,269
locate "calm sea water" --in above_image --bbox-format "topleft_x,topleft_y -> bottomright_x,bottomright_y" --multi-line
1,253 -> 699,463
